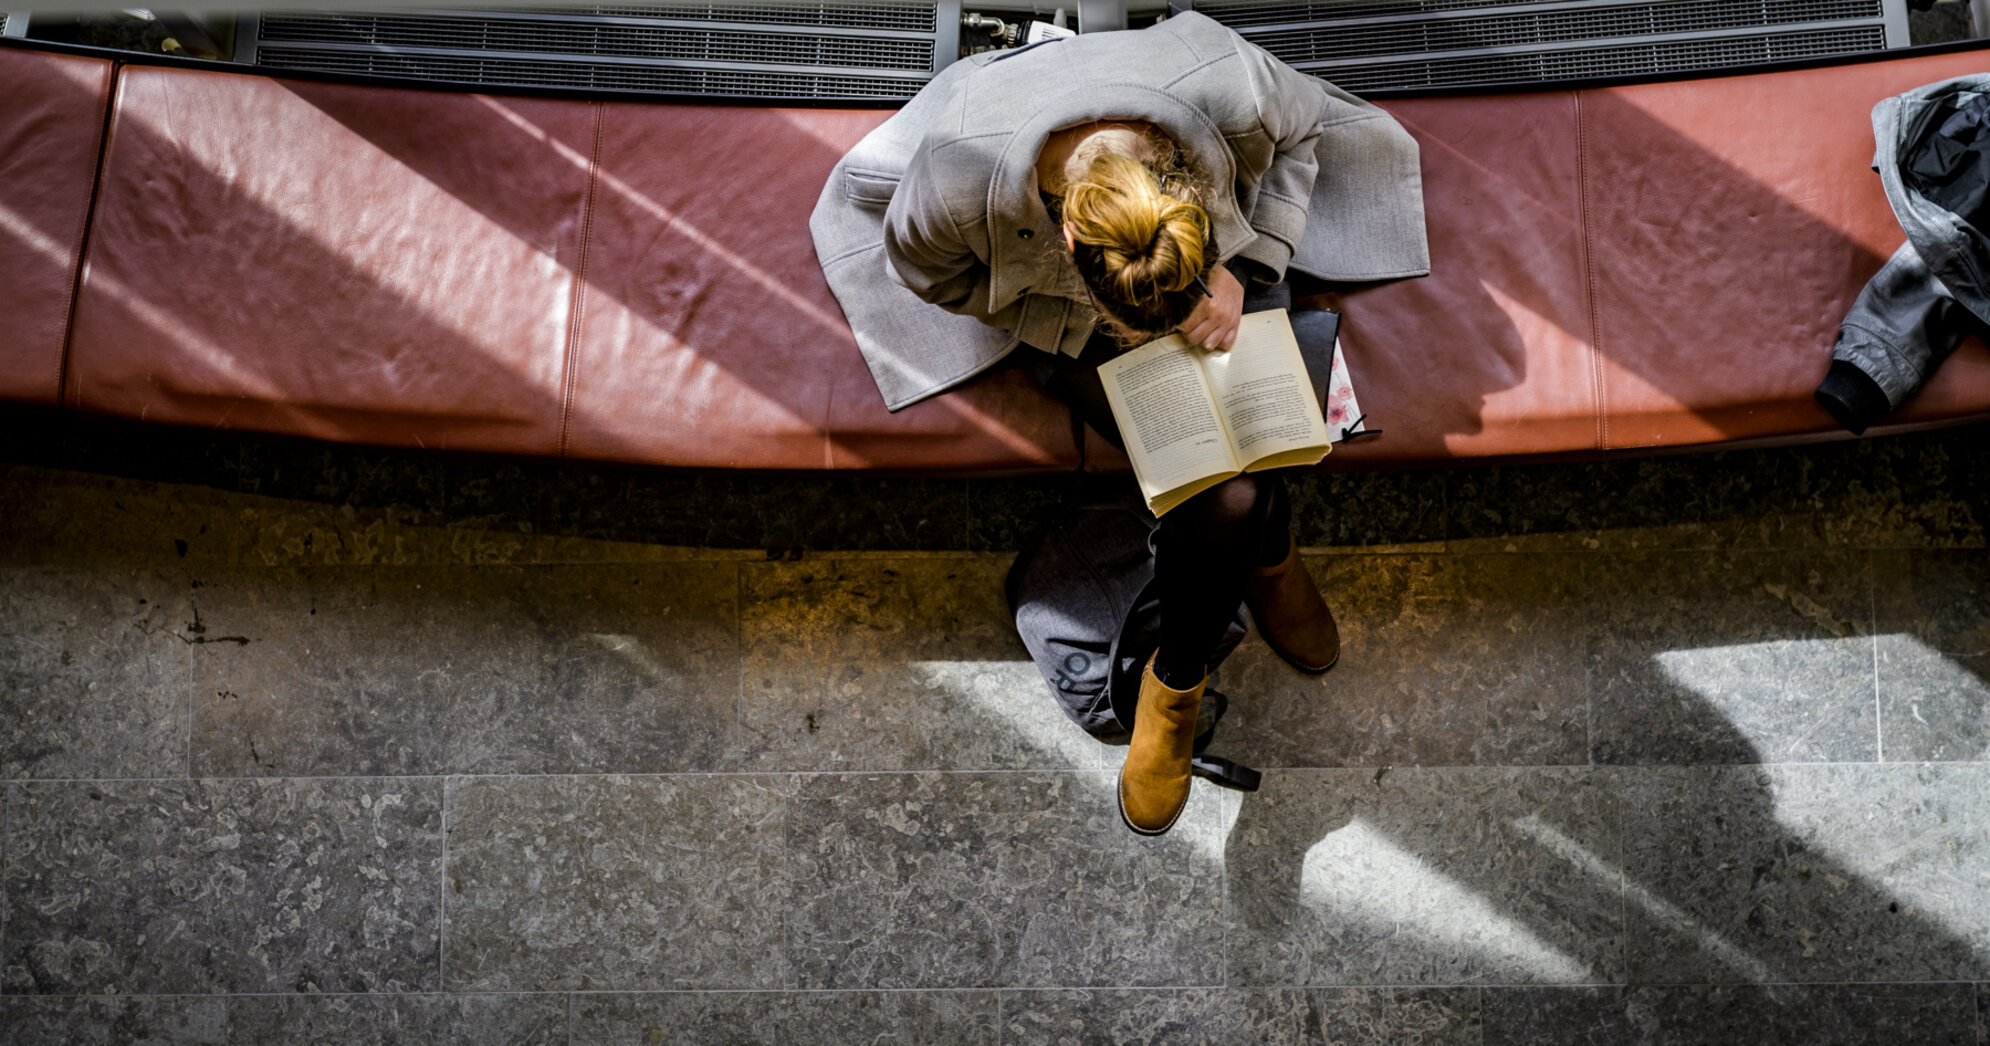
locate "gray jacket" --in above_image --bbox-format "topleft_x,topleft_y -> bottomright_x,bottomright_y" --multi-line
811,12 -> 1431,411
1823,74 -> 1990,432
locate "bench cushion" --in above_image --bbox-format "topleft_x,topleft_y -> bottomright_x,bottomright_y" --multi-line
1081,48 -> 1990,471
65,68 -> 1081,470
25,45 -> 1990,472
0,48 -> 111,407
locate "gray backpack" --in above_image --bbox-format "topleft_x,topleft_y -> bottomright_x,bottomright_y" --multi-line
1005,490 -> 1261,790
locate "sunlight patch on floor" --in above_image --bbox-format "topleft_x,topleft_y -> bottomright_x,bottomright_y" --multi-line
1300,817 -> 1593,983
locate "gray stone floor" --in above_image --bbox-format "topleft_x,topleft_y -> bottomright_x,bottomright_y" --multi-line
3,411 -> 1990,1044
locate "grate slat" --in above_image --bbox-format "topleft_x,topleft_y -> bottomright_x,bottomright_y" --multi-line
254,44 -> 927,98
1196,0 -> 1610,28
506,2 -> 936,32
1246,0 -> 1878,63
1308,24 -> 1886,90
260,12 -> 934,70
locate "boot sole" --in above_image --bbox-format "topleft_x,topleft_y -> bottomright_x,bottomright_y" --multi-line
1116,770 -> 1187,836
1263,634 -> 1339,676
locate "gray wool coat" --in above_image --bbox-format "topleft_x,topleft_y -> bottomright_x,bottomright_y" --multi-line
810,12 -> 1431,412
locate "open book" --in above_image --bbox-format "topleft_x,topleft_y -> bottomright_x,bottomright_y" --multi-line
1100,309 -> 1332,517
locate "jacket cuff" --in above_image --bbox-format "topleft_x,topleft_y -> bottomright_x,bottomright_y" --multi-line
1234,192 -> 1306,279
1814,359 -> 1892,435
1232,231 -> 1295,284
1223,254 -> 1276,286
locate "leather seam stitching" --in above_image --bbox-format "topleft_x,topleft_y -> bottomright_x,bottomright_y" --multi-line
58,59 -> 121,409
559,102 -> 604,458
1576,90 -> 1608,452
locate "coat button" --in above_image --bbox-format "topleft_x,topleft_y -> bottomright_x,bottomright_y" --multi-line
1018,228 -> 1034,239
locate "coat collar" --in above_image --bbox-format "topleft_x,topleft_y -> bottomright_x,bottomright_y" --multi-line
985,82 -> 1257,312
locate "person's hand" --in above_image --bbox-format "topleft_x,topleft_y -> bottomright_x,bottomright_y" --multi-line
1179,263 -> 1244,351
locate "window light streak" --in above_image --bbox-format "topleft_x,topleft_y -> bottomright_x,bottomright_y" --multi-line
475,96 -> 856,345
196,103 -> 571,366
773,108 -> 879,152
1,201 -> 286,403
0,199 -> 66,263
909,659 -> 1232,861
909,660 -> 1099,773
1299,817 -> 1594,983
1657,635 -> 1990,955
1385,110 -> 1580,234
1512,814 -> 1772,981
1653,637 -> 1871,761
1876,633 -> 1989,757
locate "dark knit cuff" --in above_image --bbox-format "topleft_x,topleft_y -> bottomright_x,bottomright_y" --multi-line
1223,255 -> 1277,286
1815,359 -> 1892,435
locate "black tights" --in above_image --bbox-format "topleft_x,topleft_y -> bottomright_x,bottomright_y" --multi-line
1028,337 -> 1292,690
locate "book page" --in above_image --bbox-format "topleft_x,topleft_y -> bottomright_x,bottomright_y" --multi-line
1201,311 -> 1331,468
1098,335 -> 1242,506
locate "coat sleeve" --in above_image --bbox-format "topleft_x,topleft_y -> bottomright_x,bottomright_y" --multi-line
882,138 -> 997,317
1228,38 -> 1331,281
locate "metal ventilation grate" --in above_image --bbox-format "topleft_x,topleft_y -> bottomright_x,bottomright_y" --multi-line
1190,0 -> 1906,93
259,12 -> 935,70
1318,23 -> 1887,91
252,2 -> 944,102
256,44 -> 928,98
1248,0 -> 1880,63
508,2 -> 937,32
1191,0 -> 1591,29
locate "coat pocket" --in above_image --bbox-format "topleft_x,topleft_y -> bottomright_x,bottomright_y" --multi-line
843,167 -> 901,207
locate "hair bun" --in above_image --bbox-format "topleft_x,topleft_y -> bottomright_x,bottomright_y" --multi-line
1063,153 -> 1211,340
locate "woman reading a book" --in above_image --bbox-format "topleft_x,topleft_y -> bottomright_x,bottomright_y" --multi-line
811,13 -> 1429,835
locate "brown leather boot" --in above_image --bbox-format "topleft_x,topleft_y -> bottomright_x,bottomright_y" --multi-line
1117,654 -> 1204,836
1247,534 -> 1340,674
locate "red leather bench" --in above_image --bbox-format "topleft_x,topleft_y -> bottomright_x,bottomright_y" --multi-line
4,41 -> 1988,473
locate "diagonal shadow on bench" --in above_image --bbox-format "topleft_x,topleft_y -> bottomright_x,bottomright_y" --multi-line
285,82 -> 1078,471
58,72 -> 620,463
1322,86 -> 1895,458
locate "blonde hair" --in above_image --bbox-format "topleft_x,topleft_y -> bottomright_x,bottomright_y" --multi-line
1062,152 -> 1212,343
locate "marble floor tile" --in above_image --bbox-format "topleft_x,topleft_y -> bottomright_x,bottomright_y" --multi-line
997,988 -> 1319,1045
1478,986 -> 1633,1046
1213,554 -> 1590,768
1620,764 -> 1990,984
571,990 -> 996,1046
1481,983 -> 1978,1046
0,995 -> 229,1046
224,993 -> 569,1046
1798,429 -> 1990,550
738,559 -> 1095,772
960,467 -> 1449,556
1873,550 -> 1990,762
786,772 -> 1224,989
964,474 -> 1099,553
533,471 -> 975,552
444,774 -> 789,992
187,564 -> 740,776
1582,551 -> 1877,765
0,464 -> 752,569
0,467 -> 218,568
1445,450 -> 1809,553
2,778 -> 443,994
1305,987 -> 1481,1046
1284,468 -> 1450,551
0,567 -> 192,779
1222,768 -> 1622,986
997,987 -> 1478,1046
